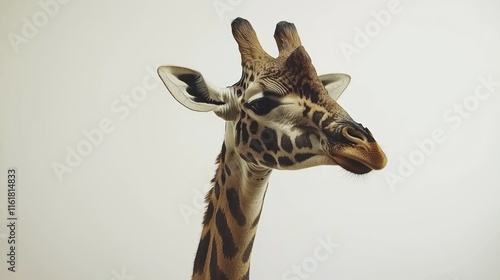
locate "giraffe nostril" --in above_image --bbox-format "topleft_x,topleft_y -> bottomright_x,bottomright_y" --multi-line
342,126 -> 368,145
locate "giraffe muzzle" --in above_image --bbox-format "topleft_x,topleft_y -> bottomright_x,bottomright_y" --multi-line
324,125 -> 387,174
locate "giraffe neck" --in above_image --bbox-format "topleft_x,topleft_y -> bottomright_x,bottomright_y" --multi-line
192,122 -> 271,280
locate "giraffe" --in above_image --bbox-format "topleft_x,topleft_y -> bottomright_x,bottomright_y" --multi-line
158,17 -> 387,280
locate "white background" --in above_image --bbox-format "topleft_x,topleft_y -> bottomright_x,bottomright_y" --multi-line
1,0 -> 500,279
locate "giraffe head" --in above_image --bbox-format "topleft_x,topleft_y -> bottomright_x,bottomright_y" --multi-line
158,18 -> 386,174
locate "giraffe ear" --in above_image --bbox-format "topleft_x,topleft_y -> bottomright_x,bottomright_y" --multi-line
319,73 -> 351,101
157,66 -> 226,112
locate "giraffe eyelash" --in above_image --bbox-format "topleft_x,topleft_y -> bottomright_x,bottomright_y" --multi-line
247,90 -> 282,103
247,92 -> 265,103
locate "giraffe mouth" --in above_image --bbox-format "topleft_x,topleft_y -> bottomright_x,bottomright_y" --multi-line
331,154 -> 373,174
325,143 -> 387,175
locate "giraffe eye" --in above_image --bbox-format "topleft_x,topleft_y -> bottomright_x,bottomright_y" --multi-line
250,99 -> 269,110
246,98 -> 279,115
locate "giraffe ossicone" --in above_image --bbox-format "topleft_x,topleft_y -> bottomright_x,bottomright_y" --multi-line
158,17 -> 387,280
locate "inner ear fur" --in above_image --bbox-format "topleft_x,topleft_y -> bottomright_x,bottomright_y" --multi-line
157,66 -> 224,112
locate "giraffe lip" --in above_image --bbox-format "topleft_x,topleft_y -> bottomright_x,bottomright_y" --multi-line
331,155 -> 373,174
